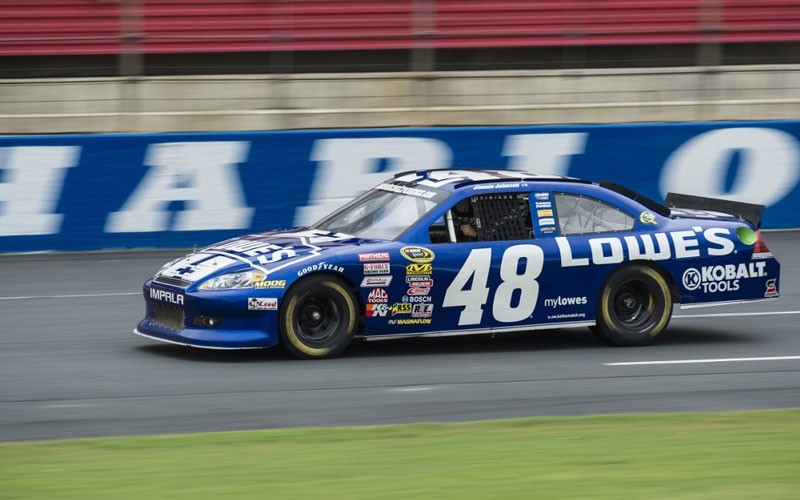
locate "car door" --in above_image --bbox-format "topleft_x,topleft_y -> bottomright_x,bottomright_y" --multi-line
419,190 -> 549,333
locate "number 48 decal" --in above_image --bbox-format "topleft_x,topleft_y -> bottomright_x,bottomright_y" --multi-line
443,245 -> 544,326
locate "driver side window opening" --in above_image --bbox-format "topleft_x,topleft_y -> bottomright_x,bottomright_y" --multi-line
554,193 -> 634,235
428,192 -> 533,243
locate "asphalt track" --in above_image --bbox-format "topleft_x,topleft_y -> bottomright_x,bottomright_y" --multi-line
1,232 -> 799,442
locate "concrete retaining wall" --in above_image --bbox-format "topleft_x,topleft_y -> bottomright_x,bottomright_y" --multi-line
2,65 -> 800,134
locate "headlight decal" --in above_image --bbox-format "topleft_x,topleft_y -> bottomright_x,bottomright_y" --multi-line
199,271 -> 267,290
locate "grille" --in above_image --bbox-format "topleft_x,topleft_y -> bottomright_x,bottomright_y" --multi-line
154,275 -> 191,288
153,303 -> 185,331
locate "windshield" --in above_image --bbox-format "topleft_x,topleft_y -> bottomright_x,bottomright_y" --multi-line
313,183 -> 448,240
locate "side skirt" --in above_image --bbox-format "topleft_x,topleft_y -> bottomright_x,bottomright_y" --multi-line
679,298 -> 778,310
358,320 -> 595,342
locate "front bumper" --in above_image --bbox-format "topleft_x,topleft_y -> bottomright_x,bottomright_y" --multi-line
136,280 -> 281,349
134,322 -> 276,349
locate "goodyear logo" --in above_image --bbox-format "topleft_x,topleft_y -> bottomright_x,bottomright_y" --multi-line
406,263 -> 432,275
400,246 -> 435,263
392,303 -> 412,316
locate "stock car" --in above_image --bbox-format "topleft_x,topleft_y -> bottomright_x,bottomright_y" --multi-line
135,169 -> 780,359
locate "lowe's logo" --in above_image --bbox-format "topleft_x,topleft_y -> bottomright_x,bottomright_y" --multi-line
544,296 -> 588,308
556,228 -> 736,268
149,288 -> 184,305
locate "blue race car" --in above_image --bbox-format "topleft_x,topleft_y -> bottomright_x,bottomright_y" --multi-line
135,169 -> 780,358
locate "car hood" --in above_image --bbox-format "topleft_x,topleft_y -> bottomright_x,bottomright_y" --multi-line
156,228 -> 377,285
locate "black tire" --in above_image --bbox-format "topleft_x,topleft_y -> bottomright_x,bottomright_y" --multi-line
279,275 -> 358,359
591,264 -> 672,347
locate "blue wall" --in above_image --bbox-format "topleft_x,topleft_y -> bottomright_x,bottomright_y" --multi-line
2,121 -> 800,252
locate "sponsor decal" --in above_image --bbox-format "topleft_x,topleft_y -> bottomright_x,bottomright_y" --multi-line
297,262 -> 344,277
765,278 -> 779,298
401,295 -> 433,303
407,287 -> 430,296
557,227 -> 737,268
534,192 -> 550,200
472,182 -> 528,190
376,183 -> 437,199
411,303 -> 434,318
541,226 -> 556,234
537,209 -> 553,217
682,261 -> 767,293
538,217 -> 556,226
639,211 -> 658,225
158,253 -> 237,283
248,297 -> 278,310
737,226 -> 758,246
358,252 -> 390,262
406,263 -> 433,275
149,288 -> 184,305
406,276 -> 434,287
400,246 -> 435,263
546,312 -> 587,320
366,303 -> 390,317
392,318 -> 432,325
367,288 -> 389,303
391,303 -> 412,316
363,262 -> 391,275
361,276 -> 393,287
212,240 -> 297,265
535,201 -> 552,209
544,296 -> 588,308
254,279 -> 286,289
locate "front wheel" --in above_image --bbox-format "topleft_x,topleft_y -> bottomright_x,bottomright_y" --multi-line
591,264 -> 673,347
279,275 -> 358,359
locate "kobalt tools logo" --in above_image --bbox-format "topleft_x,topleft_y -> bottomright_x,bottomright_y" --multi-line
150,288 -> 184,305
682,261 -> 767,293
543,296 -> 588,308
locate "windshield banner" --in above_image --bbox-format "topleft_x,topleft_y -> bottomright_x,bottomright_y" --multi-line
2,121 -> 800,252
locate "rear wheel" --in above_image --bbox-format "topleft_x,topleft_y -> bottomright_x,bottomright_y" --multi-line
279,275 -> 358,359
591,264 -> 672,346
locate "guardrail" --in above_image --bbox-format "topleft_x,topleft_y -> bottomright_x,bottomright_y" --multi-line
1,120 -> 798,252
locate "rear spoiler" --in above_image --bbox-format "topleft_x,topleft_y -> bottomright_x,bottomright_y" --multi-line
664,192 -> 765,229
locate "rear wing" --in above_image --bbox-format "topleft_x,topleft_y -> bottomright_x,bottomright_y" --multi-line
664,192 -> 765,229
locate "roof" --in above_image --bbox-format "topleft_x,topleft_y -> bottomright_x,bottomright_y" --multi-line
392,169 -> 589,191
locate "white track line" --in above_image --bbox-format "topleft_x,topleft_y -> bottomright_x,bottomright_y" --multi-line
673,310 -> 800,319
606,356 -> 800,366
0,292 -> 139,301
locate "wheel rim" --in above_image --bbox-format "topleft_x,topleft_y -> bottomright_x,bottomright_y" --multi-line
294,293 -> 342,345
613,280 -> 655,329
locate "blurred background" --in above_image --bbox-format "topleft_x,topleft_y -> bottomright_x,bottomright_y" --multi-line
2,0 -> 800,134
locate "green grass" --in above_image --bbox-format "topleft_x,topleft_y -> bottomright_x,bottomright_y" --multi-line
2,409 -> 800,499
